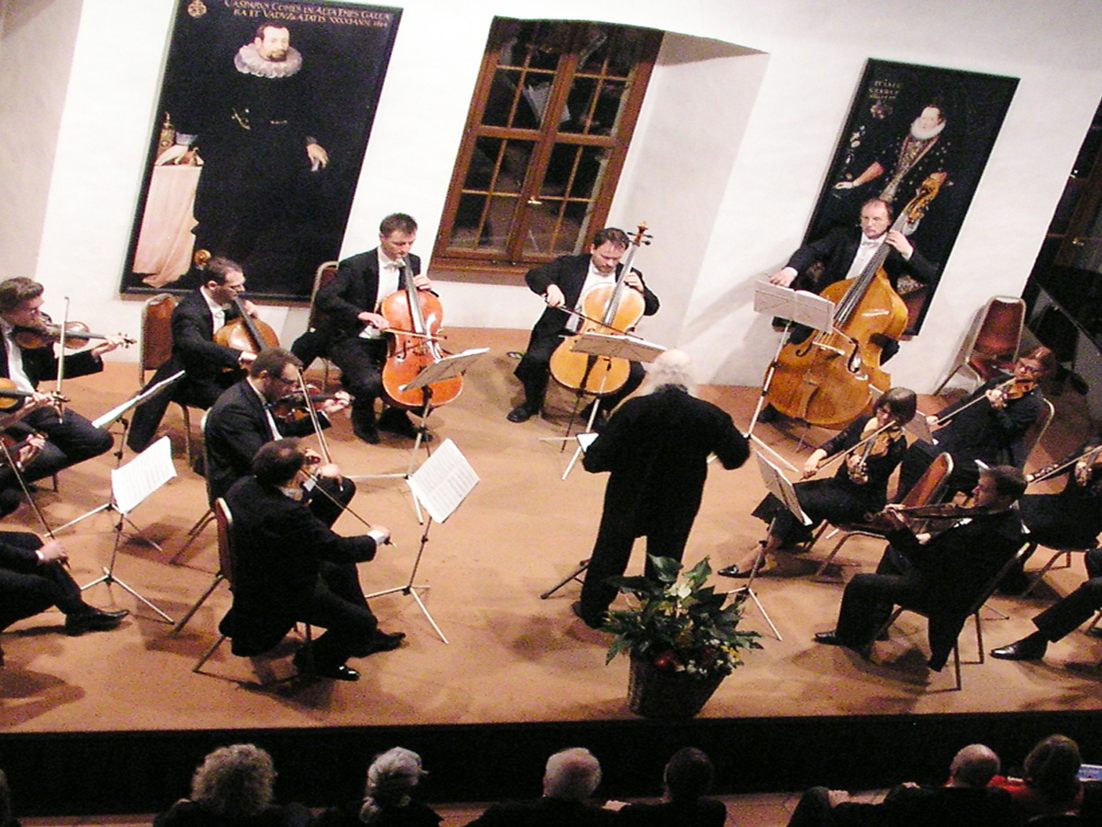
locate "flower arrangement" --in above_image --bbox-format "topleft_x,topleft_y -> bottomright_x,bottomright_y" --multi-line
602,555 -> 762,680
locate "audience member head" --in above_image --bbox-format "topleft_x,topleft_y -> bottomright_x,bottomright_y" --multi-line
189,744 -> 276,819
639,349 -> 696,396
359,747 -> 427,822
252,438 -> 305,488
875,387 -> 918,425
543,748 -> 601,802
948,744 -> 1000,788
1023,734 -> 1082,806
663,747 -> 714,803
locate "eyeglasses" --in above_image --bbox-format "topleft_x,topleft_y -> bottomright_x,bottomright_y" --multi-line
273,374 -> 298,386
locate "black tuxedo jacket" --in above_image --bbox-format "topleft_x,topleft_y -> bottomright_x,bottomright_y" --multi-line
785,226 -> 936,293
223,475 -> 377,656
170,290 -> 243,386
204,380 -> 323,503
833,783 -> 1016,826
523,253 -> 659,351
316,248 -> 422,342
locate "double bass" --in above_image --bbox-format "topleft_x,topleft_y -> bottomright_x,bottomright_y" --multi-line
548,224 -> 649,396
766,176 -> 943,428
380,262 -> 462,410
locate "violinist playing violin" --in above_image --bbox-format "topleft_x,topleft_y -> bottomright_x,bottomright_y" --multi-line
815,466 -> 1026,673
508,227 -> 660,425
128,257 -> 265,451
895,346 -> 1055,501
720,387 -> 917,579
308,213 -> 430,444
0,277 -> 126,498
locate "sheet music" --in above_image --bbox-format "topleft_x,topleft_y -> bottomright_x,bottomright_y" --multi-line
93,370 -> 186,429
112,436 -> 177,515
570,333 -> 665,363
408,438 -> 479,524
755,452 -> 812,526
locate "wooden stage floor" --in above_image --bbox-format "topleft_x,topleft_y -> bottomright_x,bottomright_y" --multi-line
2,329 -> 1101,737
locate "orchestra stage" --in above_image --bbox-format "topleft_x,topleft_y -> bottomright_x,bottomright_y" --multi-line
1,329 -> 1100,815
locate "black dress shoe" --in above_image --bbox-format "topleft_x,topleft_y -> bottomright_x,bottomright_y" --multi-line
507,404 -> 537,423
990,637 -> 1048,661
65,607 -> 129,636
717,563 -> 743,578
378,409 -> 426,439
571,601 -> 604,630
757,404 -> 779,424
1088,627 -> 1102,640
352,421 -> 380,444
314,662 -> 361,681
814,630 -> 848,647
354,630 -> 406,657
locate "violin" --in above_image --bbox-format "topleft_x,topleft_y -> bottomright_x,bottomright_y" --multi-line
0,378 -> 66,413
548,224 -> 650,397
213,296 -> 279,361
846,418 -> 904,485
1028,442 -> 1102,486
271,384 -> 345,423
379,261 -> 462,411
765,176 -> 943,428
13,318 -> 135,350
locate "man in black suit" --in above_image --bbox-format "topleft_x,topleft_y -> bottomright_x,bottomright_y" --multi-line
0,531 -> 128,653
464,747 -> 615,827
0,277 -> 125,497
814,466 -> 1025,671
222,439 -> 400,682
203,347 -> 350,505
309,212 -> 429,444
786,743 -> 1015,827
575,350 -> 749,627
508,227 -> 660,424
127,257 -> 260,452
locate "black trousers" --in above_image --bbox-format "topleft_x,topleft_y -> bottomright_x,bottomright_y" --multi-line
0,407 -> 114,486
514,332 -> 644,413
326,336 -> 388,428
0,531 -> 87,631
1034,547 -> 1102,642
303,559 -> 379,668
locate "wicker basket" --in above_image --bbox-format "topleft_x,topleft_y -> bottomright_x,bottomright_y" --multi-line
627,654 -> 725,719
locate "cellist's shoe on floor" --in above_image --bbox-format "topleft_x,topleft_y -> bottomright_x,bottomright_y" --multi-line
378,409 -> 428,440
507,404 -> 538,423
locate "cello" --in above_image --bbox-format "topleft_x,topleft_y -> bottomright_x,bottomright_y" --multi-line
380,261 -> 463,410
213,295 -> 279,360
548,224 -> 649,396
766,176 -> 942,428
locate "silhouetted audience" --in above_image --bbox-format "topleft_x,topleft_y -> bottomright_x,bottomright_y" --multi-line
786,743 -> 1016,826
615,747 -> 725,826
463,747 -> 615,826
314,747 -> 441,827
154,744 -> 310,827
991,734 -> 1102,822
0,770 -> 19,827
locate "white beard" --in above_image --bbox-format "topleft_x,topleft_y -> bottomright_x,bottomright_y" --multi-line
235,43 -> 303,79
909,118 -> 946,142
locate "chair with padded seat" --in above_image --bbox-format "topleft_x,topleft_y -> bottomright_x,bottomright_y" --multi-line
935,296 -> 1025,394
137,293 -> 199,464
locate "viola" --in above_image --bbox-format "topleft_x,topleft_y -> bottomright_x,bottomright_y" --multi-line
548,223 -> 650,397
213,296 -> 279,360
13,319 -> 135,350
271,385 -> 345,423
379,263 -> 462,411
765,176 -> 943,428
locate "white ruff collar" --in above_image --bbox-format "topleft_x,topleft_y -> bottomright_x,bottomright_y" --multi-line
235,43 -> 303,79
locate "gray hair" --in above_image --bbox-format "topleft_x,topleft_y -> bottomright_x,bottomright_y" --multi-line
639,349 -> 697,396
190,744 -> 275,818
949,744 -> 1000,788
543,747 -> 601,801
359,747 -> 426,823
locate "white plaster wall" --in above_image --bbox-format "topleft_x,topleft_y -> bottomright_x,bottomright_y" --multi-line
5,0 -> 1102,392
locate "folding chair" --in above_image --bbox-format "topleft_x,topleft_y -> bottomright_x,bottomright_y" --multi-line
935,296 -> 1025,394
139,293 -> 199,464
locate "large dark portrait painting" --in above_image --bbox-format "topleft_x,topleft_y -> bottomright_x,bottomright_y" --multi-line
122,0 -> 400,300
805,60 -> 1018,333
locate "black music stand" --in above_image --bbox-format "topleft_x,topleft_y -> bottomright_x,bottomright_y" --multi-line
366,438 -> 479,644
346,348 -> 486,523
81,436 -> 177,623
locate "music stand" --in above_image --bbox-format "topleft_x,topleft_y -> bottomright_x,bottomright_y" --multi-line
746,283 -> 834,469
81,436 -> 177,623
546,333 -> 665,481
53,371 -> 185,539
366,438 -> 479,644
346,349 -> 486,523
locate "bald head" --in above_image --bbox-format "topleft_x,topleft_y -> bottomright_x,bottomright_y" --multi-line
949,744 -> 1000,788
543,748 -> 601,801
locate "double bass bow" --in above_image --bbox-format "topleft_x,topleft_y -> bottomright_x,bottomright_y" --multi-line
379,261 -> 462,411
548,224 -> 651,397
765,176 -> 943,428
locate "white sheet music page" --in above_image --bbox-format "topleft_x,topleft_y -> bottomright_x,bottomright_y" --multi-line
408,438 -> 479,524
112,436 -> 177,515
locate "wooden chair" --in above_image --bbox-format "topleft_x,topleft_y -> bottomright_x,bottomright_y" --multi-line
809,453 -> 954,580
935,297 -> 1026,394
866,541 -> 1033,691
138,293 -> 196,464
192,498 -> 311,683
308,260 -> 339,389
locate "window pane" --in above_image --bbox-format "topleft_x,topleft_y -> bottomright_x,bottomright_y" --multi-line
559,78 -> 627,137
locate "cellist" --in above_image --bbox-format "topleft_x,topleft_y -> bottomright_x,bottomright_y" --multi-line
759,198 -> 935,422
128,256 -> 263,451
508,227 -> 660,424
